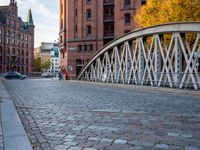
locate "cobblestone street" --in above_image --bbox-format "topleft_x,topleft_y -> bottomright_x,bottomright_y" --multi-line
3,79 -> 200,150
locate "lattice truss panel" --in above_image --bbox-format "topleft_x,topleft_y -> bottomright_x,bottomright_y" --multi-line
79,28 -> 200,89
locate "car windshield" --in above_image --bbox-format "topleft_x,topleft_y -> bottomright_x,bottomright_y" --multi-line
14,72 -> 21,75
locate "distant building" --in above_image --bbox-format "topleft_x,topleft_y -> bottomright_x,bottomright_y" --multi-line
34,47 -> 40,59
50,43 -> 59,73
40,42 -> 53,69
59,0 -> 146,79
35,42 -> 60,73
0,0 -> 35,74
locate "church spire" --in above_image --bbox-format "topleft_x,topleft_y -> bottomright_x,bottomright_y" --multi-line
27,9 -> 34,26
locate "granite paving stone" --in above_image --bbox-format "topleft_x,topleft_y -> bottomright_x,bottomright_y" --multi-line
100,138 -> 113,143
155,144 -> 169,149
114,139 -> 127,144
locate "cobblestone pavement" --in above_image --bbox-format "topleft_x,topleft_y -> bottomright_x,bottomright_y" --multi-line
3,79 -> 200,150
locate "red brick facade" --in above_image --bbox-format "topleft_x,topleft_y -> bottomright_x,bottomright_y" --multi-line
59,0 -> 145,79
0,0 -> 34,74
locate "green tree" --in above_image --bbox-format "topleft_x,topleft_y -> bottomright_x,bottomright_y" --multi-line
135,0 -> 200,28
41,60 -> 51,72
34,57 -> 41,72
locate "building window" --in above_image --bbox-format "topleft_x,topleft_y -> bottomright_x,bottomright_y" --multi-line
83,45 -> 87,51
86,9 -> 92,20
18,41 -> 20,47
0,37 -> 2,44
7,47 -> 10,54
86,0 -> 92,4
104,23 -> 114,37
7,56 -> 10,64
11,20 -> 15,27
6,38 -> 9,44
12,40 -> 15,45
0,29 -> 2,35
6,31 -> 10,36
12,48 -> 15,55
21,58 -> 24,65
89,44 -> 93,51
77,45 -> 82,51
125,13 -> 131,24
0,46 -> 2,54
76,59 -> 82,65
22,50 -> 24,56
17,58 -> 20,64
75,9 -> 78,16
124,0 -> 131,7
7,19 -> 10,25
86,25 -> 92,35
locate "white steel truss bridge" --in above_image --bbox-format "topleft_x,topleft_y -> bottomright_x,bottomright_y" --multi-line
78,22 -> 200,90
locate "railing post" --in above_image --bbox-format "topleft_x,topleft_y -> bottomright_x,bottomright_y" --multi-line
174,33 -> 183,88
138,38 -> 145,84
155,34 -> 162,86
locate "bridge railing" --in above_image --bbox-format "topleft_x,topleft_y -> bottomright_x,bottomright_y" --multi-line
78,22 -> 200,90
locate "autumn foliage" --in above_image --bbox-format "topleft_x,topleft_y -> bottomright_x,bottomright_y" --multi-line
135,0 -> 200,28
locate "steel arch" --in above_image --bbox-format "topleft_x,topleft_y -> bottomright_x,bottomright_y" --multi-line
78,22 -> 200,89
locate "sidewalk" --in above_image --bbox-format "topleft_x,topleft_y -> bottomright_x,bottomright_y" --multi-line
0,79 -> 33,150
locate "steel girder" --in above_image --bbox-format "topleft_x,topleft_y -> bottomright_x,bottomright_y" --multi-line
78,22 -> 200,89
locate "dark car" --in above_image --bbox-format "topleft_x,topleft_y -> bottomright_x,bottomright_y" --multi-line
41,72 -> 52,78
4,72 -> 26,80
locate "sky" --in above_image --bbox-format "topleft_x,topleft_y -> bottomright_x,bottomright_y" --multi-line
0,0 -> 59,48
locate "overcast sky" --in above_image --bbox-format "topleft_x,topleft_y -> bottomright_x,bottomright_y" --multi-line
0,0 -> 59,48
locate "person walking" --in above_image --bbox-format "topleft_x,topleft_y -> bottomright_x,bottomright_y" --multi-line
65,71 -> 68,80
58,71 -> 62,81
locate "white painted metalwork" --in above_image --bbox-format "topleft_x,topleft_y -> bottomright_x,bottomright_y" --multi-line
78,22 -> 200,89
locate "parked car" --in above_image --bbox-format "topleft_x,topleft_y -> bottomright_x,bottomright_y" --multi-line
4,72 -> 26,80
41,72 -> 52,78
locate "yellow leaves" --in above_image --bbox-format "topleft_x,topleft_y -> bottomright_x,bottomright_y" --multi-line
135,0 -> 200,28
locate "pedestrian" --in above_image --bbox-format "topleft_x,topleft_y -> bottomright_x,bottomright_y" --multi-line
65,71 -> 68,80
58,71 -> 62,81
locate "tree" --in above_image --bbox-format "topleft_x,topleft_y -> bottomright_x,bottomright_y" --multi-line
41,60 -> 51,72
135,0 -> 200,28
34,57 -> 41,72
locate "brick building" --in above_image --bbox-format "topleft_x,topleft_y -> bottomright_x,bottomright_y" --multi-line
0,0 -> 34,74
59,0 -> 146,79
